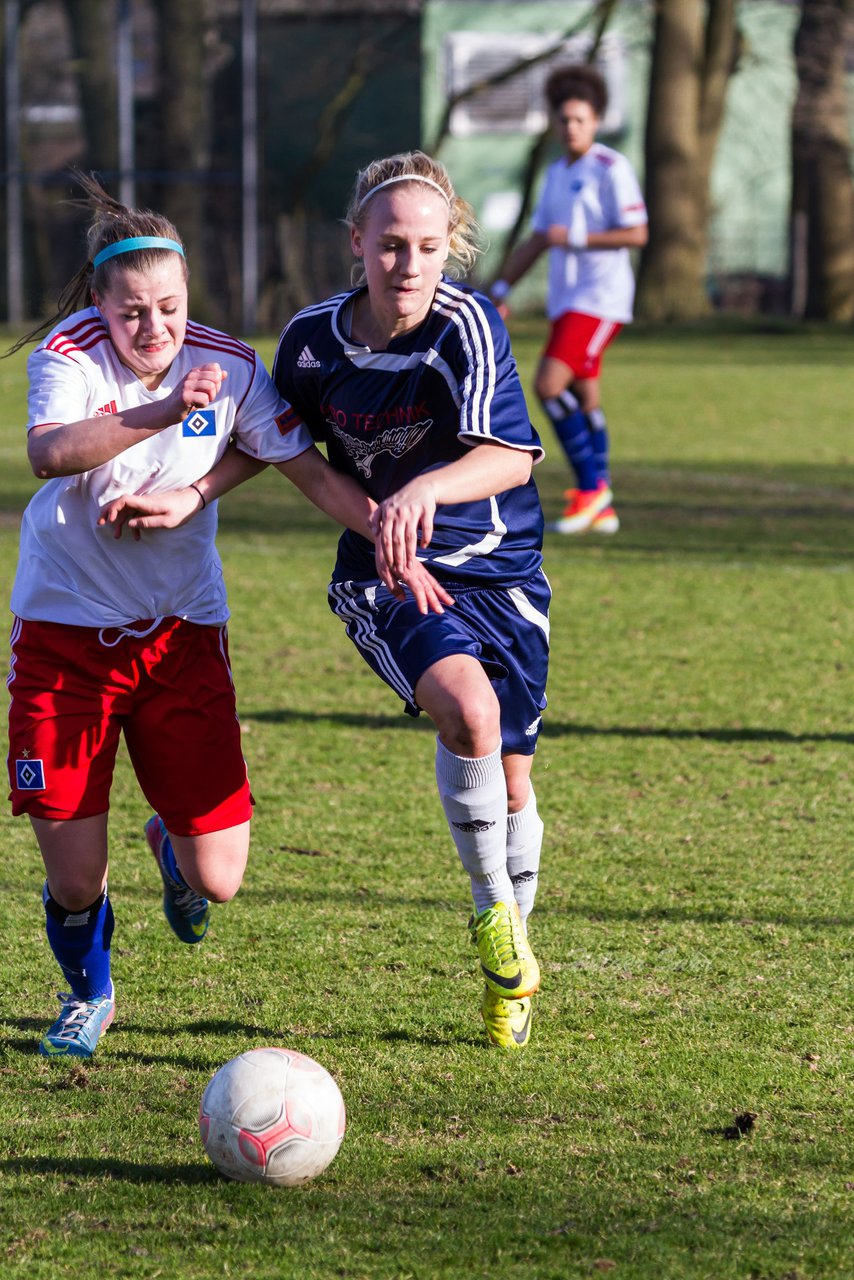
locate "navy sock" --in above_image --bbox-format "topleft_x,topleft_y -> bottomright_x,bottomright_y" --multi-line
587,407 -> 610,486
43,883 -> 114,1000
542,392 -> 598,490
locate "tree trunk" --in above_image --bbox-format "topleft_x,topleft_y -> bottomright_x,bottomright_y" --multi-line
697,0 -> 738,218
62,0 -> 117,172
149,0 -> 212,322
791,0 -> 854,320
635,0 -> 738,320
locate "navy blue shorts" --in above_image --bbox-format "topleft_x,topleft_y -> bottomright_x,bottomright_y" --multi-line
328,570 -> 550,756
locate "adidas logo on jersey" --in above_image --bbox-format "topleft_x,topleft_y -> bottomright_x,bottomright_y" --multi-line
297,345 -> 321,369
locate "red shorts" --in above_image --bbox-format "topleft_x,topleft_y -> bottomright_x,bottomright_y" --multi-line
543,311 -> 622,380
7,616 -> 252,835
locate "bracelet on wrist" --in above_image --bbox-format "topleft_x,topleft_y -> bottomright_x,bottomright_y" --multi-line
567,227 -> 588,250
189,482 -> 207,509
490,278 -> 511,302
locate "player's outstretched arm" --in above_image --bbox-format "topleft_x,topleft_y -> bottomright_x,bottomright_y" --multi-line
275,445 -> 376,540
30,363 -> 229,479
275,445 -> 454,612
544,223 -> 648,251
489,231 -> 549,307
100,439 -> 455,613
98,442 -> 266,539
373,441 -> 533,578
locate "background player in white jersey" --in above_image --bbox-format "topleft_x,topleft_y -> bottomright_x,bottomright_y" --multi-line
5,174 -> 443,1060
490,65 -> 648,535
103,152 -> 550,1051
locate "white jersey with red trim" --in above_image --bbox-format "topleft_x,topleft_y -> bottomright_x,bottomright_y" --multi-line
531,143 -> 647,323
11,307 -> 313,627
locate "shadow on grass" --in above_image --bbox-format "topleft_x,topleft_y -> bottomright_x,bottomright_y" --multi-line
0,1155 -> 215,1184
554,903 -> 853,930
241,706 -> 854,746
124,1021 -> 484,1052
540,721 -> 854,745
2,1017 -> 483,1059
92,882 -> 852,932
0,1030 -> 206,1069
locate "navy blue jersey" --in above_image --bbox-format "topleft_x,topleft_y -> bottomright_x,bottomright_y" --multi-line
271,277 -> 545,587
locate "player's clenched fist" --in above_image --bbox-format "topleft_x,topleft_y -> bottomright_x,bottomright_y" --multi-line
173,362 -> 228,415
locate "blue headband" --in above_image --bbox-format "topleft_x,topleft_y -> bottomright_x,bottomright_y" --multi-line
93,236 -> 185,268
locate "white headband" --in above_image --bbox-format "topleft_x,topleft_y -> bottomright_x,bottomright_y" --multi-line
358,174 -> 452,209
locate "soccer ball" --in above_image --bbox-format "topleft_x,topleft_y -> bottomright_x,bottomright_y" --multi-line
199,1047 -> 346,1186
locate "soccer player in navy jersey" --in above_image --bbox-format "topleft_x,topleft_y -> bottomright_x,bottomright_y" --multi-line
490,65 -> 648,536
6,175 -> 442,1059
103,152 -> 550,1050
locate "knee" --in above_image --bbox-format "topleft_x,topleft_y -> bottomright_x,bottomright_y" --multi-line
174,829 -> 249,904
46,878 -> 105,913
535,366 -> 573,401
200,884 -> 236,905
436,697 -> 501,758
506,779 -> 531,814
190,865 -> 244,904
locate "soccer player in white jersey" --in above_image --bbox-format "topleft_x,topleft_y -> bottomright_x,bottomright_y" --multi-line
490,64 -> 648,535
5,174 -> 444,1059
103,152 -> 550,1051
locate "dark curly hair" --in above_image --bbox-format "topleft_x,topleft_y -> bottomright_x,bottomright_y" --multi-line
545,64 -> 608,117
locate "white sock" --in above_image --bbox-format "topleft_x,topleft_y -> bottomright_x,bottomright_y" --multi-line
506,787 -> 543,927
435,738 -> 514,914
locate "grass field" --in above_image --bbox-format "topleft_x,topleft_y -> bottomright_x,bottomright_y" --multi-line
0,320 -> 850,1280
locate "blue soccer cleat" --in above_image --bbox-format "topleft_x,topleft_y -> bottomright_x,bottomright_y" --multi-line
145,814 -> 210,944
39,987 -> 115,1058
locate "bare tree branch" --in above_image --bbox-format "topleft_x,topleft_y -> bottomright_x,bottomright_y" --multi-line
491,0 -> 619,275
428,0 -> 612,157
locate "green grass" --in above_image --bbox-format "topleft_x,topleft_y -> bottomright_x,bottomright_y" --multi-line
0,322 -> 851,1280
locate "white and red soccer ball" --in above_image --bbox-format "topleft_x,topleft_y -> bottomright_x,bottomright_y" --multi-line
199,1047 -> 346,1186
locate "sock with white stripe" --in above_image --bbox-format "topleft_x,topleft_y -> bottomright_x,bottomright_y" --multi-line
43,882 -> 114,1000
587,407 -> 610,486
506,788 -> 543,928
542,391 -> 598,490
435,739 -> 515,914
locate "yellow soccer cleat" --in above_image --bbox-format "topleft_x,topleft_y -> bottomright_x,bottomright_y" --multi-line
481,985 -> 533,1050
469,900 -> 540,998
